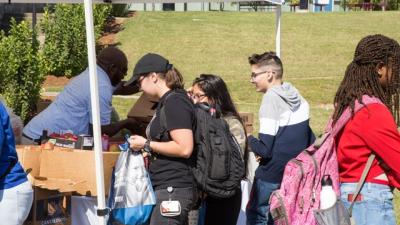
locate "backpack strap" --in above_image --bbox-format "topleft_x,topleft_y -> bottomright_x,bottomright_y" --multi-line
155,91 -> 175,141
348,154 -> 375,217
314,95 -> 383,149
156,90 -> 184,140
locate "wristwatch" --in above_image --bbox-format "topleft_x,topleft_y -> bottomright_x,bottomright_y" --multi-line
143,139 -> 152,154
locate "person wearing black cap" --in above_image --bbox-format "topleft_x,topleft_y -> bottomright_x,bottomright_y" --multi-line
22,46 -> 139,144
128,53 -> 197,225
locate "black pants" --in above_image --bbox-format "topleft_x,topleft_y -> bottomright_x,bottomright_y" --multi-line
204,188 -> 242,225
150,187 -> 197,225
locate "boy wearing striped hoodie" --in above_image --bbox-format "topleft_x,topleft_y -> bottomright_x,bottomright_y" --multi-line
246,52 -> 315,225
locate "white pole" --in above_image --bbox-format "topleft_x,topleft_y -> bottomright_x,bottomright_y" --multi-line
275,4 -> 281,58
83,1 -> 107,225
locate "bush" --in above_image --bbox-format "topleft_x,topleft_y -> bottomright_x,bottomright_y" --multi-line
0,19 -> 43,123
111,4 -> 131,17
41,4 -> 112,78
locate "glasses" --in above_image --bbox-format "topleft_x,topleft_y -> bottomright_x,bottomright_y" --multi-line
250,70 -> 275,79
191,93 -> 206,101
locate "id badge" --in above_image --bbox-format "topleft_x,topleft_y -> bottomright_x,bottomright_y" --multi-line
160,200 -> 181,217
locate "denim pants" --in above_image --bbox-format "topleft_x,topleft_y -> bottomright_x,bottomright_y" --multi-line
0,181 -> 33,225
246,179 -> 280,225
340,182 -> 396,225
149,187 -> 197,225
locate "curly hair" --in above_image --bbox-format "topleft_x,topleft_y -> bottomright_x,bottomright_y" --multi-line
333,34 -> 400,126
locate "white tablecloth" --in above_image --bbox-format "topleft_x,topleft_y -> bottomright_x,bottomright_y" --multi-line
71,196 -> 100,225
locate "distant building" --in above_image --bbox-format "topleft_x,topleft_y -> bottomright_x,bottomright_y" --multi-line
0,3 -> 46,31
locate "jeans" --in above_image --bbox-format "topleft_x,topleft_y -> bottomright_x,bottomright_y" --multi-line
340,182 -> 396,225
149,187 -> 197,225
0,181 -> 33,225
246,179 -> 280,225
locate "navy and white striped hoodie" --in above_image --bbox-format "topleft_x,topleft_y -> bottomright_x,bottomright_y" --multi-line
248,82 -> 315,183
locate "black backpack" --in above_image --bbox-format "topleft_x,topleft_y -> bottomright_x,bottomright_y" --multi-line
159,92 -> 245,198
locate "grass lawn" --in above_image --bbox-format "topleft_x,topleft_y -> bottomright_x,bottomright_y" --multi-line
110,11 -> 400,219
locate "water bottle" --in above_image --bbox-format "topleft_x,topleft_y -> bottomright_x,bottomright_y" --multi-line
320,175 -> 337,209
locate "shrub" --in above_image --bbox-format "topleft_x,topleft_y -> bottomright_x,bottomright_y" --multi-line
41,4 -> 111,78
111,4 -> 131,17
0,19 -> 44,123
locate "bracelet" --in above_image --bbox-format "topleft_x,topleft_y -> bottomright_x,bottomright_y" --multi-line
143,139 -> 152,154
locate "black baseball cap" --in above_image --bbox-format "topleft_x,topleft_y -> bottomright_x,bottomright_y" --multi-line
124,53 -> 171,87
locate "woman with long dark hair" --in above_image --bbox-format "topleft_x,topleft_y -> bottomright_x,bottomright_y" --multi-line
334,34 -> 400,225
190,74 -> 249,225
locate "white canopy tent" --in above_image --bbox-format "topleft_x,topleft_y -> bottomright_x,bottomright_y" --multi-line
0,0 -> 284,224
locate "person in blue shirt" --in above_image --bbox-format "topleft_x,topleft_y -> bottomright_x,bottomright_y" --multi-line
22,47 -> 139,144
0,102 -> 33,225
246,52 -> 315,225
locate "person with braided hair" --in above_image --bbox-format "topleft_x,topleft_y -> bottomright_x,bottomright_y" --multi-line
335,34 -> 400,225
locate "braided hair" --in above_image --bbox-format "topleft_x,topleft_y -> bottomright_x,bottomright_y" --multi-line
333,34 -> 400,126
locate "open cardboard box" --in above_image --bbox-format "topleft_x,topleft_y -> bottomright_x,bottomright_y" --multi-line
16,145 -> 119,196
127,93 -> 158,123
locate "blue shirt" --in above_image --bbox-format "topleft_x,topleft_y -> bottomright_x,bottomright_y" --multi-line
0,102 -> 27,190
23,66 -> 114,139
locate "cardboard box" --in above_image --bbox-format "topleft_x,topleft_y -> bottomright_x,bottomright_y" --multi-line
239,112 -> 254,134
127,93 -> 158,123
239,112 -> 254,125
24,187 -> 71,225
17,145 -> 119,196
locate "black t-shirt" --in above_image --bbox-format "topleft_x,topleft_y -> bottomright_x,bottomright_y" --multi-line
148,89 -> 195,190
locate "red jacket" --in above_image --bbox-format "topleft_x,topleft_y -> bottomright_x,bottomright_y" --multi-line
337,103 -> 400,188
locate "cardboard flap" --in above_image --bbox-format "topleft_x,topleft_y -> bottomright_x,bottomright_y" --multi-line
127,93 -> 158,122
33,177 -> 82,193
16,145 -> 42,179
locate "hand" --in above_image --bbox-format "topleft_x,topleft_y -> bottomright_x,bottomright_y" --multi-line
128,135 -> 146,151
255,155 -> 262,162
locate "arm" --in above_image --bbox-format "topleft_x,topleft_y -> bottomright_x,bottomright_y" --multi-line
248,133 -> 275,159
359,104 -> 400,175
113,81 -> 140,95
247,114 -> 278,159
90,118 -> 141,137
129,128 -> 194,159
0,104 -> 5,156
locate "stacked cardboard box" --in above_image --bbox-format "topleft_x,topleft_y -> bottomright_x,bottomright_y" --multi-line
239,112 -> 254,135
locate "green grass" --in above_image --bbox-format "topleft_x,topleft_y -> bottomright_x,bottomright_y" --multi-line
115,11 -> 400,133
112,11 -> 400,219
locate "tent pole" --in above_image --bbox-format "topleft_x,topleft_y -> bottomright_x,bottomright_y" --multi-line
83,1 -> 107,225
275,4 -> 281,57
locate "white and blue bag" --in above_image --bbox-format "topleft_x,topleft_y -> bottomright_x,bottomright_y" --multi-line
107,143 -> 156,225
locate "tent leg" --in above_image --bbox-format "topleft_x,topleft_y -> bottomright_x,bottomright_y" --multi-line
83,1 -> 107,225
275,5 -> 281,58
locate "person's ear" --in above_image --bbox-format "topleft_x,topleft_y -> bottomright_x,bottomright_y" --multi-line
376,62 -> 386,78
150,72 -> 158,83
267,71 -> 274,82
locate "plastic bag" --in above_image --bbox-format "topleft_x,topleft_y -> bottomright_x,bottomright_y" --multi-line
107,144 -> 156,225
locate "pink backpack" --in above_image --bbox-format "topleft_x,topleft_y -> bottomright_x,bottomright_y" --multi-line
269,95 -> 383,225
